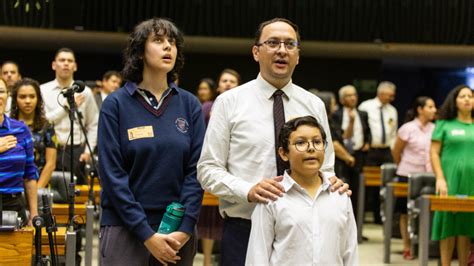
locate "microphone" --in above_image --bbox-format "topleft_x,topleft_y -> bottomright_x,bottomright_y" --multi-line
61,80 -> 86,97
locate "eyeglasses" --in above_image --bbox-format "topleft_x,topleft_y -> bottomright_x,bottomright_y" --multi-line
256,39 -> 299,51
292,139 -> 327,152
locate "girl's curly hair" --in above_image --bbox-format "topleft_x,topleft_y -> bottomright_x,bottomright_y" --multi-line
122,17 -> 184,84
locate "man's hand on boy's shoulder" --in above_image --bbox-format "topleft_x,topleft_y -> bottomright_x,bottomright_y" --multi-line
329,176 -> 352,196
248,176 -> 285,204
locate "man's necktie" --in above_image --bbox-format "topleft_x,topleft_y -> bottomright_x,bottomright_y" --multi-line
380,106 -> 386,145
273,90 -> 286,176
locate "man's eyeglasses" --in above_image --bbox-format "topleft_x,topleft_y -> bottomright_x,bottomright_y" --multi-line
256,39 -> 299,51
292,139 -> 327,152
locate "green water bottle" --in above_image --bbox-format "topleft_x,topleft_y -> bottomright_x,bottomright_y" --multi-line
157,202 -> 185,234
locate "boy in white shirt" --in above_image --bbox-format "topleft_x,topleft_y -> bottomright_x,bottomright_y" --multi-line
246,116 -> 358,266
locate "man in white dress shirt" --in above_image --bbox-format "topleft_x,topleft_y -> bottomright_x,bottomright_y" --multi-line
333,85 -> 371,226
358,81 -> 398,224
40,48 -> 99,184
197,18 -> 349,265
1,61 -> 22,115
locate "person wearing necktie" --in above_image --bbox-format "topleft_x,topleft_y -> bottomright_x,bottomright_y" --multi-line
198,18 -> 350,266
358,81 -> 398,224
333,85 -> 372,227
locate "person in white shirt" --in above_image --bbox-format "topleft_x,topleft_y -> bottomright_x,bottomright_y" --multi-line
332,85 -> 372,226
1,61 -> 22,115
94,70 -> 122,109
197,18 -> 349,266
358,81 -> 398,224
246,116 -> 358,266
40,47 -> 99,184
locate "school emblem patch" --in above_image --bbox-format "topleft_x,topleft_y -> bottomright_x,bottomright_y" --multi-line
175,118 -> 189,133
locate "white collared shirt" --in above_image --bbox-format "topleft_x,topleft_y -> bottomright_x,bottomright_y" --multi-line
246,171 -> 358,266
40,79 -> 99,152
5,95 -> 12,116
100,91 -> 108,102
341,106 -> 364,151
358,97 -> 398,148
197,74 -> 335,220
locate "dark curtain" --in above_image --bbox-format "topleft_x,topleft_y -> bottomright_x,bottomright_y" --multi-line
2,0 -> 473,44
0,0 -> 52,28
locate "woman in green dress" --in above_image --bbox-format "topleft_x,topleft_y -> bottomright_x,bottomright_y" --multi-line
431,84 -> 474,266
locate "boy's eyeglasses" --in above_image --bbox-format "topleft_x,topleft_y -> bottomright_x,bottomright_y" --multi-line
292,139 -> 327,152
256,39 -> 299,51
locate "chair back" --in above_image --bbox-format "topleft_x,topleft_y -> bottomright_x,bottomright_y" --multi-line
49,171 -> 74,203
381,163 -> 397,187
408,172 -> 436,200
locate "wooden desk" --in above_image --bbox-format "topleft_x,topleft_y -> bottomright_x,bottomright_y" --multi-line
363,166 -> 382,186
52,203 -> 86,225
428,195 -> 474,212
383,182 -> 409,263
392,182 -> 408,197
75,184 -> 101,204
202,192 -> 219,206
356,166 -> 382,243
419,195 -> 474,266
35,227 -> 66,256
0,228 -> 33,265
49,204 -> 94,265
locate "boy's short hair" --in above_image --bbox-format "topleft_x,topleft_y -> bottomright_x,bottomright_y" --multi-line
278,116 -> 327,153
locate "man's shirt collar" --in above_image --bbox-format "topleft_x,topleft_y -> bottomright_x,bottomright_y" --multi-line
256,73 -> 294,100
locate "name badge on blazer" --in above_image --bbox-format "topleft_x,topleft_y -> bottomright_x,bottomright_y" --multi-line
128,126 -> 154,141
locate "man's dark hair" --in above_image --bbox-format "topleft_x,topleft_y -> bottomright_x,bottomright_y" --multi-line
10,78 -> 47,131
278,116 -> 327,153
1,60 -> 21,74
437,84 -> 474,120
54,47 -> 75,59
103,70 -> 122,81
122,17 -> 184,84
254,18 -> 301,45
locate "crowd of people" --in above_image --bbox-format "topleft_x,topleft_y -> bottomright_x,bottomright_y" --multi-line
0,16 -> 473,266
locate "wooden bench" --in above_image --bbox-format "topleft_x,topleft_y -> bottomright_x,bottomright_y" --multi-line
0,228 -> 33,265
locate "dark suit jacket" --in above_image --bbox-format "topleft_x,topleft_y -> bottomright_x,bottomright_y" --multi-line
332,107 -> 371,149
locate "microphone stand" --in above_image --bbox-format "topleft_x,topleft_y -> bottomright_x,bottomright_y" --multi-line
42,194 -> 58,266
64,90 -> 77,229
33,216 -> 44,265
74,110 -> 99,208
